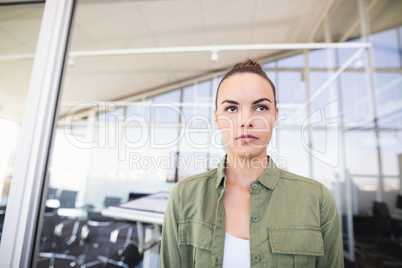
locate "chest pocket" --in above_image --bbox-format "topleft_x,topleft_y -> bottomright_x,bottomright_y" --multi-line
268,228 -> 324,268
179,220 -> 214,268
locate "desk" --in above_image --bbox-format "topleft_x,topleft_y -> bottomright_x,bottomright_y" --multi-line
102,192 -> 168,225
102,193 -> 169,268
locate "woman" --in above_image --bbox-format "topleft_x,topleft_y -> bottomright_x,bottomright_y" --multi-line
159,59 -> 344,268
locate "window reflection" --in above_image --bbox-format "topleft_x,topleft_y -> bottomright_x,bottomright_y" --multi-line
29,4 -> 402,264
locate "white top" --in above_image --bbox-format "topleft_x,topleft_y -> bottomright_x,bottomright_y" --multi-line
222,232 -> 251,268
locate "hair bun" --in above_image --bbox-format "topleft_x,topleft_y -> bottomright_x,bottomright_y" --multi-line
232,58 -> 262,71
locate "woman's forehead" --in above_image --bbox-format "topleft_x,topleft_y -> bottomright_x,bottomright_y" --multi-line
218,73 -> 274,101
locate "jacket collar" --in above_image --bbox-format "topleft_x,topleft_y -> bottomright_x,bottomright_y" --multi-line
215,154 -> 280,190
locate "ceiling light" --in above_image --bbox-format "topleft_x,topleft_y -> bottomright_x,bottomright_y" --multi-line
211,51 -> 219,62
68,57 -> 75,67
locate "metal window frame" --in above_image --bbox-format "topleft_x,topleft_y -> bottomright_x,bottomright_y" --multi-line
0,0 -> 76,267
0,42 -> 370,61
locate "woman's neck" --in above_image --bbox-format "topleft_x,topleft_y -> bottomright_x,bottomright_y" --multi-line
224,152 -> 269,188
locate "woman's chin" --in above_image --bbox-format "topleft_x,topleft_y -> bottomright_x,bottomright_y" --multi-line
228,147 -> 266,158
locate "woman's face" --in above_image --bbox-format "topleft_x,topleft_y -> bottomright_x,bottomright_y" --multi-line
214,73 -> 278,159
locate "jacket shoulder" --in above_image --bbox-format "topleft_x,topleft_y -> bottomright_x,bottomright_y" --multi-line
279,169 -> 322,189
180,168 -> 217,185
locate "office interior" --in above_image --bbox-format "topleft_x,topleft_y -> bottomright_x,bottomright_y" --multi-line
0,0 -> 401,267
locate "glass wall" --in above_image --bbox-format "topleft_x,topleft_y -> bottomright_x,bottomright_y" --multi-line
9,0 -> 398,267
0,2 -> 44,243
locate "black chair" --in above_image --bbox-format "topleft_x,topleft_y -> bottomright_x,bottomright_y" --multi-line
59,190 -> 78,208
104,197 -> 122,208
396,195 -> 402,210
79,212 -> 116,264
105,223 -> 142,267
80,221 -> 142,268
39,210 -> 61,253
47,187 -> 59,199
37,215 -> 86,267
372,201 -> 393,240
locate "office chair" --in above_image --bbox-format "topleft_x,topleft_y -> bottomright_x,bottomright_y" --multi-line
80,221 -> 142,268
47,187 -> 59,199
38,215 -> 87,268
79,214 -> 116,265
372,201 -> 392,240
104,197 -> 122,208
58,190 -> 78,208
39,210 -> 61,252
393,195 -> 402,241
396,195 -> 402,210
104,223 -> 142,267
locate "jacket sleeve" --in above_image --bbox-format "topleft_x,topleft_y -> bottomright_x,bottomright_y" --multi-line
159,182 -> 182,268
316,184 -> 344,268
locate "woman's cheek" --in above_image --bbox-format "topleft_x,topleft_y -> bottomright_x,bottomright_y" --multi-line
217,123 -> 234,146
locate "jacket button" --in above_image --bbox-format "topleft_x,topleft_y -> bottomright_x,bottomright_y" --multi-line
252,216 -> 259,222
251,183 -> 258,190
253,255 -> 260,262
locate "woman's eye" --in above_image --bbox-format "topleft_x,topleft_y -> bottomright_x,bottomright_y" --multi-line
225,106 -> 237,112
255,105 -> 268,111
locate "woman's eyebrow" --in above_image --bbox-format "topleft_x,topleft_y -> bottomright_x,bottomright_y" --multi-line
221,99 -> 240,105
221,98 -> 272,105
252,98 -> 272,104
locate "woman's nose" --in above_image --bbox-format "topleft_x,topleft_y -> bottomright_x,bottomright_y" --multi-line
241,121 -> 253,127
241,112 -> 254,127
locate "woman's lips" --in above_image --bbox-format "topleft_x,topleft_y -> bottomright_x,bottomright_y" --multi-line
237,135 -> 258,142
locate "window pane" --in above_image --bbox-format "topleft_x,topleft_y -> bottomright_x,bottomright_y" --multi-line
277,129 -> 310,178
340,72 -> 374,128
309,49 -> 337,69
375,72 -> 402,128
0,3 -> 44,243
277,53 -> 304,68
371,28 -> 401,69
277,71 -> 306,104
345,131 -> 379,175
379,131 -> 402,177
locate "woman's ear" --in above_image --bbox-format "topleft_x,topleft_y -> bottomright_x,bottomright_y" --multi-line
272,106 -> 279,128
214,109 -> 220,129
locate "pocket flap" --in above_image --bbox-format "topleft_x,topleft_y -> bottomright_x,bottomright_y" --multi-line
269,228 -> 324,256
179,220 -> 213,251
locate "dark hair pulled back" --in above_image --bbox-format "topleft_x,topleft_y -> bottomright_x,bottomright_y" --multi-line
215,59 -> 277,109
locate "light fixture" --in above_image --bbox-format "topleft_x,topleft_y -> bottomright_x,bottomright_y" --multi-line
211,51 -> 219,62
68,56 -> 75,67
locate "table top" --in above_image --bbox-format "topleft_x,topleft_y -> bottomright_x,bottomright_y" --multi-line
101,192 -> 169,225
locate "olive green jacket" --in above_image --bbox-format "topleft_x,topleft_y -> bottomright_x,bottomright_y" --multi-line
159,155 -> 344,267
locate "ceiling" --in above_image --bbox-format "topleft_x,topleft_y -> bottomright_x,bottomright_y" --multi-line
0,0 -> 401,123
